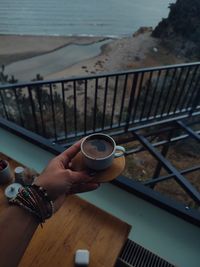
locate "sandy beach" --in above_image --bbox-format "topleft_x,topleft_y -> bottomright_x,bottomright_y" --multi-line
46,30 -> 186,81
0,29 -> 187,82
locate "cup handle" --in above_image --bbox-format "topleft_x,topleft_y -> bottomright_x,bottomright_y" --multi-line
114,146 -> 125,158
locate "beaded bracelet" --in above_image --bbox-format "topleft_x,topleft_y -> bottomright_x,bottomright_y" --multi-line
9,184 -> 54,225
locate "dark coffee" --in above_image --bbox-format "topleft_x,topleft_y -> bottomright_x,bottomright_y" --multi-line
83,137 -> 114,159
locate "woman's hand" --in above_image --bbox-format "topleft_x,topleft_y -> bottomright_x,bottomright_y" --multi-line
34,140 -> 99,211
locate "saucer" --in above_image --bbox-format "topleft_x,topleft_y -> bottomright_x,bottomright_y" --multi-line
71,152 -> 125,183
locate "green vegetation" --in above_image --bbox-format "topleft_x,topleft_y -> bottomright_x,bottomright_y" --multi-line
152,0 -> 200,58
0,65 -> 18,84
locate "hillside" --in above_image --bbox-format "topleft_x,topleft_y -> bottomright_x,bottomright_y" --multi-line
152,0 -> 200,59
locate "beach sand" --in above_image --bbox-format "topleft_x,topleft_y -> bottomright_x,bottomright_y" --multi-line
46,31 -> 186,80
0,30 -> 187,81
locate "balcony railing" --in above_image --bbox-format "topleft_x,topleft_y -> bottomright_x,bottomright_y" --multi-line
0,62 -> 200,226
0,62 -> 200,145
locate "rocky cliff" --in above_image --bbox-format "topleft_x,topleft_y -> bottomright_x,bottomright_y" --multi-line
152,0 -> 200,59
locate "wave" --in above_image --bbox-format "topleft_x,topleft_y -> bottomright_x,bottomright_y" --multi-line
0,32 -> 127,39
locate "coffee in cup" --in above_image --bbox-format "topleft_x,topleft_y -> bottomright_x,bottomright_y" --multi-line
81,133 -> 125,171
82,137 -> 113,159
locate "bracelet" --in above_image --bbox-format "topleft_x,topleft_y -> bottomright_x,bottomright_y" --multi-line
9,184 -> 54,225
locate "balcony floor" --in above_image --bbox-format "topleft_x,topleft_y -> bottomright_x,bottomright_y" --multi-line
0,127 -> 200,267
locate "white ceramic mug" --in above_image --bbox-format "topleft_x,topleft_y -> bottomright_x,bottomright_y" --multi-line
81,133 -> 125,171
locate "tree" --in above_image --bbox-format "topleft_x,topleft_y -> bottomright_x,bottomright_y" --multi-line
0,65 -> 18,84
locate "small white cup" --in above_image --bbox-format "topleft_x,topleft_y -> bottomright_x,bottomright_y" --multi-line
81,133 -> 125,171
14,166 -> 26,184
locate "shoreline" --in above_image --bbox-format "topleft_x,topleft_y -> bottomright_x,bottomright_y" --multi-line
0,35 -> 111,66
0,33 -> 123,38
0,29 -> 188,82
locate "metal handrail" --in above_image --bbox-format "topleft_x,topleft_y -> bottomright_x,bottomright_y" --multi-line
0,62 -> 200,143
0,61 -> 200,90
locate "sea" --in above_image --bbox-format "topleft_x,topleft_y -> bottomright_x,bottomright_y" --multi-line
0,0 -> 175,37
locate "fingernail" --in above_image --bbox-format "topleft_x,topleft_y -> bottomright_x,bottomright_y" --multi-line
89,171 -> 97,177
87,168 -> 97,176
68,162 -> 72,168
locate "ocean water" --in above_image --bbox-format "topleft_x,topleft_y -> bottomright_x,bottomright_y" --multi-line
0,0 -> 175,37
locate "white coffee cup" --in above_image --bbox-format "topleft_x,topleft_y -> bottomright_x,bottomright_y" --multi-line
81,133 -> 125,171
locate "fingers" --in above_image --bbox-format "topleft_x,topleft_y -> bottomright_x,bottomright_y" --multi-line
66,169 -> 93,184
69,183 -> 100,194
58,140 -> 82,167
64,140 -> 82,160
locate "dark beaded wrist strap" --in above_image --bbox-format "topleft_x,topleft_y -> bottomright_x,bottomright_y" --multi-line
9,184 -> 54,225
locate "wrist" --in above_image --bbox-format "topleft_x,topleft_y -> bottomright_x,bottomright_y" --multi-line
33,175 -> 56,200
9,185 -> 54,225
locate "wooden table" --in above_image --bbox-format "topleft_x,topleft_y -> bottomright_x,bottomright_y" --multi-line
0,153 -> 131,267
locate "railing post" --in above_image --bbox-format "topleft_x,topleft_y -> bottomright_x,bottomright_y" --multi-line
125,73 -> 138,131
189,81 -> 200,116
49,84 -> 57,141
61,82 -> 67,138
28,86 -> 38,133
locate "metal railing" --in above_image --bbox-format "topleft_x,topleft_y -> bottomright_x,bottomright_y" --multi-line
0,62 -> 200,144
0,62 -> 200,225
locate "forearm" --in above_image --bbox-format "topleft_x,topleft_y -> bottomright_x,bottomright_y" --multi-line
0,206 -> 39,267
0,141 -> 98,267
